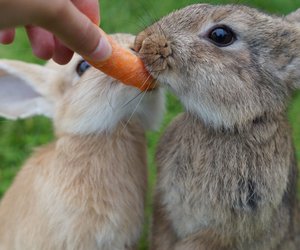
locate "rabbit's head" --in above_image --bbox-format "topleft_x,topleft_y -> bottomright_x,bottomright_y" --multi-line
0,34 -> 165,135
135,4 -> 300,130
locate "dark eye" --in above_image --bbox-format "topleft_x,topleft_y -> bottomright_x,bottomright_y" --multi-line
208,26 -> 236,47
76,60 -> 90,76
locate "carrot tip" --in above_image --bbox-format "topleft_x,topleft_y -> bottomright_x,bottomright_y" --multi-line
86,33 -> 156,92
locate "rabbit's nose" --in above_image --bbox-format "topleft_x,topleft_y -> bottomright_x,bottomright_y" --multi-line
136,33 -> 172,76
140,36 -> 172,59
159,41 -> 172,58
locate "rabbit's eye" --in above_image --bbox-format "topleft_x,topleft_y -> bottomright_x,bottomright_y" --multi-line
76,60 -> 91,76
207,26 -> 236,47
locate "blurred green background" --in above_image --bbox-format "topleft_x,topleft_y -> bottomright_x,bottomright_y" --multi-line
0,0 -> 299,249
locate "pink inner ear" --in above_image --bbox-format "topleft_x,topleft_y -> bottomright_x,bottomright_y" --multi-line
0,75 -> 41,104
0,74 -> 53,119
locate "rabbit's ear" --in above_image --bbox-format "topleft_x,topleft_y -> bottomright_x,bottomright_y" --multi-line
0,60 -> 63,120
286,9 -> 300,23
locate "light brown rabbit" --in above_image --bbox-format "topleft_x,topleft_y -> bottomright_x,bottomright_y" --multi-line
0,34 -> 164,250
134,4 -> 300,250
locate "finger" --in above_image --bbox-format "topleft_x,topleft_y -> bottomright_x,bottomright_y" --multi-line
72,0 -> 100,25
0,29 -> 15,44
38,1 -> 111,62
26,26 -> 55,60
52,38 -> 74,65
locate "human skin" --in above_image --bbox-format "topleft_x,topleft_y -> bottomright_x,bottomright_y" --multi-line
0,0 -> 112,64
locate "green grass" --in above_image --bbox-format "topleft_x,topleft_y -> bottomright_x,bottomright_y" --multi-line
0,0 -> 300,249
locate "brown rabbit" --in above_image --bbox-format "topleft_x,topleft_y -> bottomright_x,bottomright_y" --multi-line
0,34 -> 164,250
134,4 -> 300,250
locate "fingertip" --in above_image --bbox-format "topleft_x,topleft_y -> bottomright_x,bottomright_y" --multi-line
37,3 -> 108,62
0,29 -> 15,44
52,38 -> 74,64
52,50 -> 74,65
26,26 -> 55,60
32,45 -> 54,60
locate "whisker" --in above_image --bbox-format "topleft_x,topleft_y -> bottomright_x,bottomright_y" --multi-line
121,90 -> 144,108
146,56 -> 163,69
134,0 -> 164,37
146,69 -> 164,74
119,64 -> 160,132
139,52 -> 160,55
80,75 -> 99,84
147,76 -> 160,100
139,3 -> 160,26
105,81 -> 115,110
156,19 -> 168,40
137,14 -> 153,31
121,86 -> 149,133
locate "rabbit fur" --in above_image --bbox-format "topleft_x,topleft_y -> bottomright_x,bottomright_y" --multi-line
134,4 -> 300,250
0,34 -> 165,250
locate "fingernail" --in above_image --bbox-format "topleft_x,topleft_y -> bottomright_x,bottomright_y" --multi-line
89,35 -> 112,62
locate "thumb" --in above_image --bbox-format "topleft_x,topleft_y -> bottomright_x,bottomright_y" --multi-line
38,1 -> 111,62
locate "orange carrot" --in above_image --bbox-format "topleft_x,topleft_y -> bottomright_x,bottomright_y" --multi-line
85,33 -> 156,91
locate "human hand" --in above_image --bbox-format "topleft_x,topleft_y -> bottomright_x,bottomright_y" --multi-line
0,0 -> 112,64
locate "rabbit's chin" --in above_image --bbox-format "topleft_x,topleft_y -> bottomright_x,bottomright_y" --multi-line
157,71 -> 280,131
54,85 -> 165,135
180,95 -> 238,130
